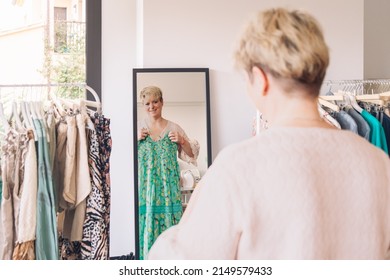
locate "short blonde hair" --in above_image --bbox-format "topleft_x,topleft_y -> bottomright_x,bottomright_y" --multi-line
234,8 -> 329,90
140,86 -> 163,103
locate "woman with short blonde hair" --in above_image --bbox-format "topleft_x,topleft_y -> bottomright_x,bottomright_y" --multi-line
234,8 -> 329,92
148,8 -> 390,260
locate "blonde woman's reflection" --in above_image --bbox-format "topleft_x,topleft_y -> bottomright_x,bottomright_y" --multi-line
137,86 -> 199,259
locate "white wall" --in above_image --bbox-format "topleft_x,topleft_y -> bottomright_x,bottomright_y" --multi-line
364,0 -> 390,79
102,0 -> 137,257
103,0 -> 365,256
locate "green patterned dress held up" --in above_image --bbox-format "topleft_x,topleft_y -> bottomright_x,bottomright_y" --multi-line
138,134 -> 183,260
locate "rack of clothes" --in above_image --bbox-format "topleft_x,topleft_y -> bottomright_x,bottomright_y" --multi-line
318,79 -> 390,155
0,83 -> 112,260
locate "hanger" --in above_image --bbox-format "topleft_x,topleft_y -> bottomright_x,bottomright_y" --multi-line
79,99 -> 95,131
59,97 -> 79,112
20,101 -> 32,128
11,101 -> 23,130
84,85 -> 102,114
323,90 -> 363,113
344,89 -> 386,106
0,87 -> 10,132
319,89 -> 366,113
318,94 -> 343,101
25,88 -> 40,140
19,87 -> 37,139
325,82 -> 334,95
27,87 -> 38,120
344,92 -> 363,114
317,104 -> 341,129
49,89 -> 67,117
33,89 -> 50,142
318,96 -> 340,112
0,102 -> 10,131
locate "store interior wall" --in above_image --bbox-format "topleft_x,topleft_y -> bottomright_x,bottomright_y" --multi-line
364,0 -> 390,79
102,0 -> 137,257
103,0 -> 370,257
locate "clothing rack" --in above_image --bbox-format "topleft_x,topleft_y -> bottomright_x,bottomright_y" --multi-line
319,79 -> 390,112
323,79 -> 390,95
324,79 -> 390,85
0,82 -> 111,260
0,83 -> 102,113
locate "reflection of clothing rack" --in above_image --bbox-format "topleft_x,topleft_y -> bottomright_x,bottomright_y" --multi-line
0,83 -> 111,260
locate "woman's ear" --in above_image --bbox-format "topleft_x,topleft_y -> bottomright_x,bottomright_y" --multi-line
251,66 -> 269,96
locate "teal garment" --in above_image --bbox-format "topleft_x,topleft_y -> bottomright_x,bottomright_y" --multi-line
361,110 -> 389,155
34,119 -> 59,260
47,116 -> 58,210
138,134 -> 183,260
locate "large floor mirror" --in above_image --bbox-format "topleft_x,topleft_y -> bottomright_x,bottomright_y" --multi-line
133,68 -> 211,259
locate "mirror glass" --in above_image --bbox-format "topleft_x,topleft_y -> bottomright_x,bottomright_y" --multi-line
133,68 -> 211,259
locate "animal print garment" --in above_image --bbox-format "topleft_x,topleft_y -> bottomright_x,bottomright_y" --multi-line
80,113 -> 112,260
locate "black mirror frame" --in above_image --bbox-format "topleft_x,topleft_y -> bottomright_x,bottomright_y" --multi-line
132,67 -> 212,260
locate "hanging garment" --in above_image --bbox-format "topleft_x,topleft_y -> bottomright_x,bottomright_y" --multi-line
59,113 -> 79,260
0,179 -> 2,254
60,111 -> 92,260
46,112 -> 57,209
12,128 -> 29,246
62,112 -> 91,242
54,117 -> 68,213
380,113 -> 390,154
0,129 -> 20,259
0,86 -> 108,260
319,109 -> 341,129
80,112 -> 112,260
34,119 -> 59,260
138,133 -> 183,260
0,176 -> 2,254
71,113 -> 92,241
54,115 -> 70,259
58,110 -> 111,260
0,127 -> 29,260
346,107 -> 371,141
80,120 -> 102,259
333,111 -> 359,134
0,134 -> 14,260
46,110 -> 57,173
0,176 -> 2,204
98,114 -> 112,259
361,110 -> 389,155
13,129 -> 38,260
63,114 -> 77,208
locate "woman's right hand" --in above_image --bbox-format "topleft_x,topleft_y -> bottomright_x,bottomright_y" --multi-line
138,128 -> 149,141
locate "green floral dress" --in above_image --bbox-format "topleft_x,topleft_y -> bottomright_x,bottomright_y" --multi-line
138,134 -> 183,260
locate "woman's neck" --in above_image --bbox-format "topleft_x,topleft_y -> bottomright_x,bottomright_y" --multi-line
147,116 -> 167,127
265,95 -> 334,129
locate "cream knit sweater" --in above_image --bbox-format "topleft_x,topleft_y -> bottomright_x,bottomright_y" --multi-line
148,127 -> 390,259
